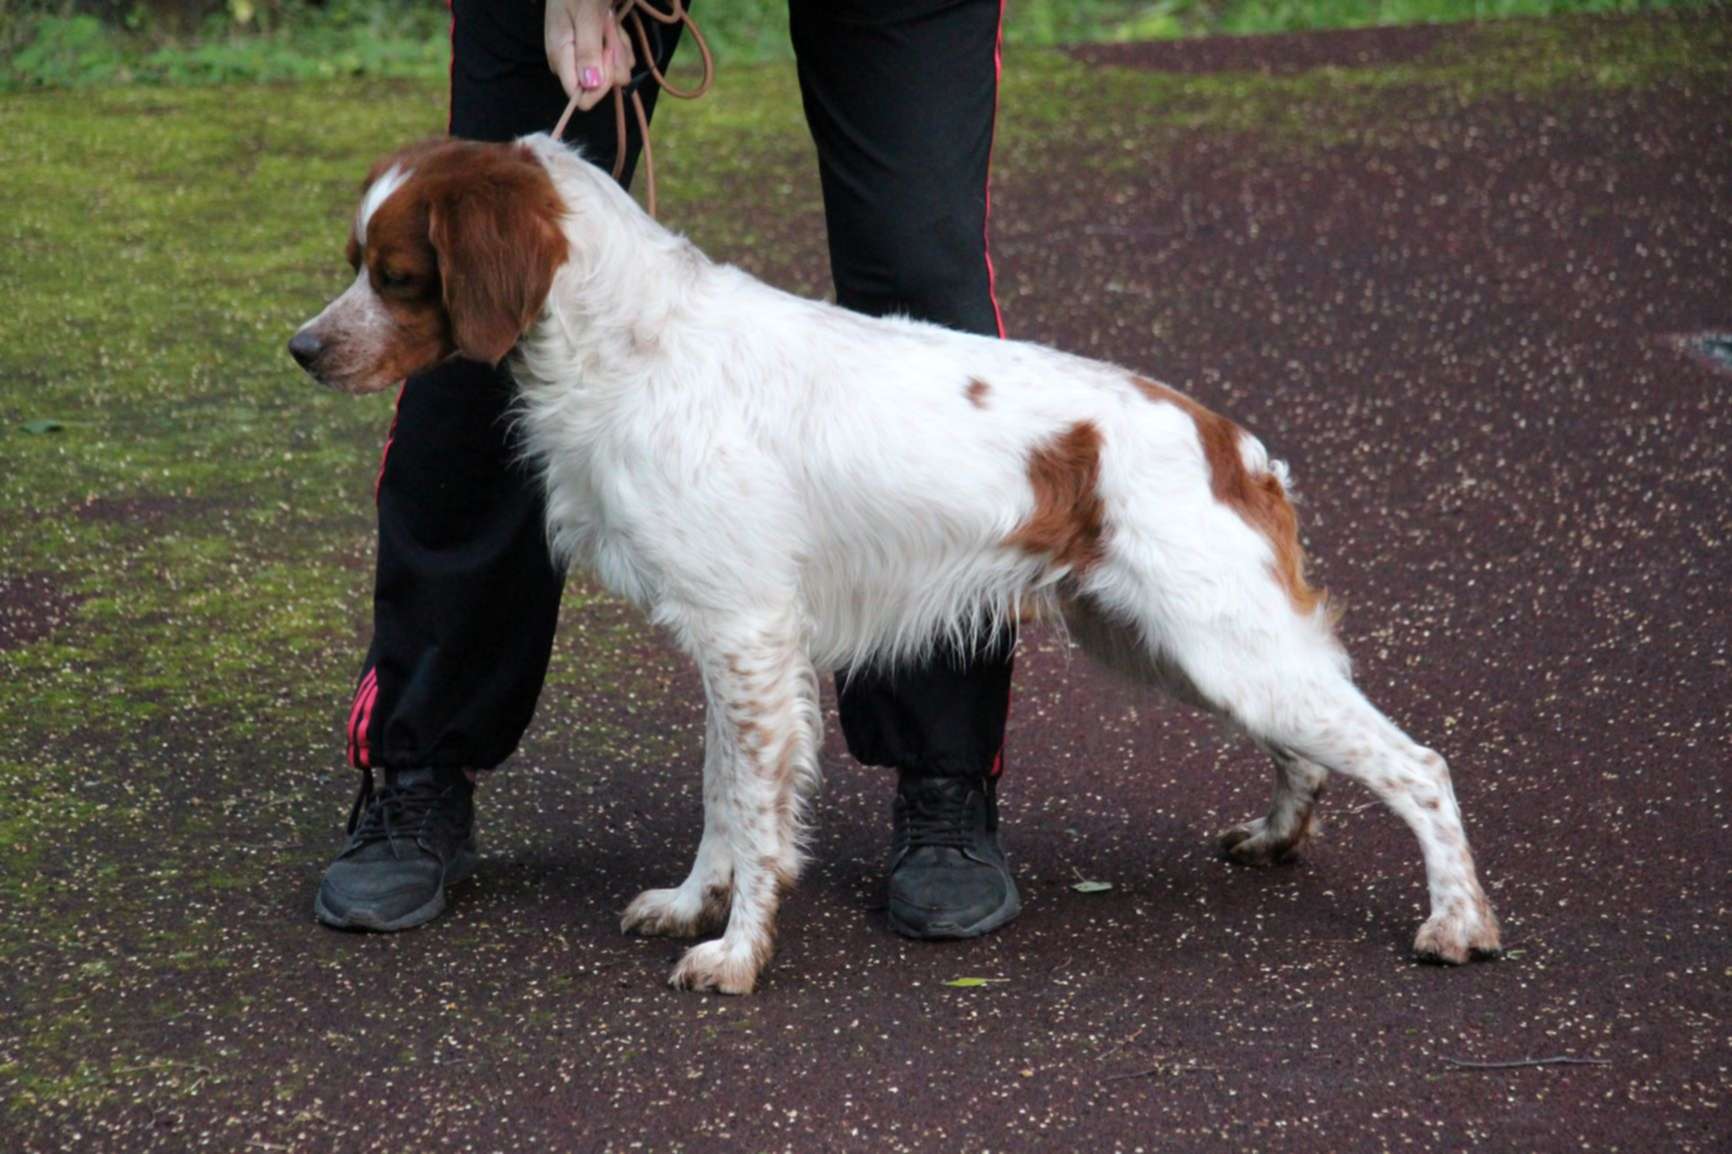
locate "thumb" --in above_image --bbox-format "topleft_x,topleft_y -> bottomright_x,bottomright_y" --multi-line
544,0 -> 579,98
550,38 -> 581,103
545,2 -> 613,108
570,6 -> 611,111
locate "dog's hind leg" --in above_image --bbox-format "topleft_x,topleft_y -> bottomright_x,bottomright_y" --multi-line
1092,578 -> 1499,964
1218,746 -> 1329,866
1185,627 -> 1497,962
1065,597 -> 1326,864
1253,684 -> 1498,963
621,707 -> 736,939
666,616 -> 821,995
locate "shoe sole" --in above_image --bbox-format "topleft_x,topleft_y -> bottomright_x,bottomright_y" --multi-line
314,848 -> 478,933
887,879 -> 1023,941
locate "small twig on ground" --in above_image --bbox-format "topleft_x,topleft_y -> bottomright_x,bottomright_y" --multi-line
1103,1057 -> 1217,1082
1104,1067 -> 1164,1083
113,1060 -> 213,1076
1441,1054 -> 1612,1071
1098,1025 -> 1146,1063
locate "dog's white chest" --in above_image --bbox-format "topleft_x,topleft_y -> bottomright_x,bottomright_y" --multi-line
514,379 -> 664,609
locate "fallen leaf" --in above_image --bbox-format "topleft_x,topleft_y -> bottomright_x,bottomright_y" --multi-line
22,419 -> 64,434
1072,880 -> 1114,893
943,977 -> 996,988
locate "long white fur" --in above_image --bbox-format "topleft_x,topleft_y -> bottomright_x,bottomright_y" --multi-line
331,134 -> 1502,992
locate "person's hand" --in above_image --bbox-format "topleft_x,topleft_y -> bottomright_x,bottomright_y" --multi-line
544,0 -> 637,112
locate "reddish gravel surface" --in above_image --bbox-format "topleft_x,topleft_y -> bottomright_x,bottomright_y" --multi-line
9,15 -> 1732,1154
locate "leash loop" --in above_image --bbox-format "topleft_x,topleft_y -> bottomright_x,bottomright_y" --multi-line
550,0 -> 713,218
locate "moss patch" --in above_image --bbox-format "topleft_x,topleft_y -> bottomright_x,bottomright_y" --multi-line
1014,13 -> 1730,168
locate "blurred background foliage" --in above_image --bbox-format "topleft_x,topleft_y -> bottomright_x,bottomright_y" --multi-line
0,0 -> 1718,89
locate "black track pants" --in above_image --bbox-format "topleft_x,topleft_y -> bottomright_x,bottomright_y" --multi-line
346,0 -> 1014,780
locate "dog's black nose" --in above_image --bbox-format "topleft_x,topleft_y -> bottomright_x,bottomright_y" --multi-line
288,330 -> 323,370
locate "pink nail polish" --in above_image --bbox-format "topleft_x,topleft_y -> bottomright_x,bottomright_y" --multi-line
580,66 -> 603,90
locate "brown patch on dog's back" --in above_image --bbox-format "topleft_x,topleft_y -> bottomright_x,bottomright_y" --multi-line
966,377 -> 991,408
1132,376 -> 1329,618
1008,421 -> 1106,575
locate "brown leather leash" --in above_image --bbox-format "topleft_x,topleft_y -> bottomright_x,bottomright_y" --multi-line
551,0 -> 713,218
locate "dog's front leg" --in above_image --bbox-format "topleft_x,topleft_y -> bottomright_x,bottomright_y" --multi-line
621,706 -> 735,938
667,626 -> 820,995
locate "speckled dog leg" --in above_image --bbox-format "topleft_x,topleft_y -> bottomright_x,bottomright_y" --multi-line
666,623 -> 821,995
622,709 -> 736,939
1282,703 -> 1501,964
1219,748 -> 1329,865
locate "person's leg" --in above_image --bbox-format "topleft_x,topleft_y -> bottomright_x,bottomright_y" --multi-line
351,0 -> 682,776
318,0 -> 683,931
788,0 -> 1020,939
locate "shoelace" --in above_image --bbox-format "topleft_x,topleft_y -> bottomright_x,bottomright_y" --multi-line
345,774 -> 465,860
902,782 -> 980,851
550,0 -> 714,219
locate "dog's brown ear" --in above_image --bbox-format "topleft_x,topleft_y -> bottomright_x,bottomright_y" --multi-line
427,151 -> 569,366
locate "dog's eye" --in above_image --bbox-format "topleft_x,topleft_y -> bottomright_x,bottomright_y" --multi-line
375,266 -> 415,292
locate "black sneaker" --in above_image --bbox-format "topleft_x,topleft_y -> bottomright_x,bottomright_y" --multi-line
887,773 -> 1022,940
314,766 -> 478,932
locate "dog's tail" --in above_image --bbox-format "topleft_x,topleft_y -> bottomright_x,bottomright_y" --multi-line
1131,376 -> 1333,625
1229,430 -> 1335,625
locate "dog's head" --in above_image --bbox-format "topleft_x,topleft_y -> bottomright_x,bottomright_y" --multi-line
289,138 -> 569,394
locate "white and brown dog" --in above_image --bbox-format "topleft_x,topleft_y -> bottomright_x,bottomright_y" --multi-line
291,136 -> 1501,993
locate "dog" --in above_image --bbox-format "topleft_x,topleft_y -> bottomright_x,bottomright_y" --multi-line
290,135 -> 1501,993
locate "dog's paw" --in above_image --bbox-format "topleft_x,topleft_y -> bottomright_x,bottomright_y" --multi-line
1217,816 -> 1309,866
620,885 -> 728,939
1413,901 -> 1503,965
668,938 -> 763,996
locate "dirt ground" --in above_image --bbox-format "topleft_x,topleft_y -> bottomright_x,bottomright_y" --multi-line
3,13 -> 1729,1154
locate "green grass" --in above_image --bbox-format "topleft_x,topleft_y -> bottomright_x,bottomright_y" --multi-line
1,0 -> 1721,90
